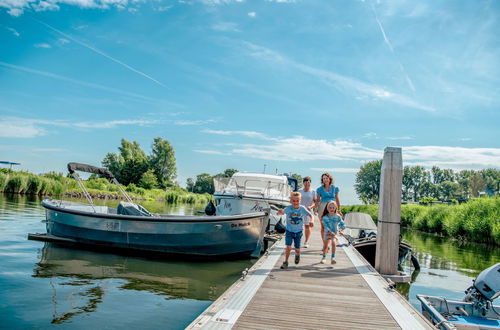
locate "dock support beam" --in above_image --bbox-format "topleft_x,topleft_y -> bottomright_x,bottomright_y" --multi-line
375,147 -> 403,276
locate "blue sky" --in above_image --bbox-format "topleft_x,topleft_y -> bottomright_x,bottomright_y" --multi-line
0,0 -> 499,204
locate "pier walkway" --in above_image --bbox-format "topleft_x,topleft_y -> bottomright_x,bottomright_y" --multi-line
188,225 -> 433,329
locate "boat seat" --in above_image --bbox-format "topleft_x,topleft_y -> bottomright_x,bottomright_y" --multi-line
117,202 -> 152,217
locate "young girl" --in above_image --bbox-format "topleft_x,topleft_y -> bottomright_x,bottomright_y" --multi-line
315,173 -> 342,245
320,200 -> 345,264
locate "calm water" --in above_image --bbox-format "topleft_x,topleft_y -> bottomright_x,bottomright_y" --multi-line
0,194 -> 253,329
1,194 -> 498,329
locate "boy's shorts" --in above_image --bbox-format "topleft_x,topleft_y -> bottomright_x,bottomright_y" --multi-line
285,230 -> 303,249
324,231 -> 337,241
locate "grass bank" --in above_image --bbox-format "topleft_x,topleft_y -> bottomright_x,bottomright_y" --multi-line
342,197 -> 500,246
0,169 -> 210,205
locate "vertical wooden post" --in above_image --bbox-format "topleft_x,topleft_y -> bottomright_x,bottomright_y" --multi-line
375,147 -> 402,275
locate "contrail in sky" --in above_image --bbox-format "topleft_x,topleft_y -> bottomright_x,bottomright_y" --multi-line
370,2 -> 416,92
0,61 -> 163,103
32,18 -> 169,89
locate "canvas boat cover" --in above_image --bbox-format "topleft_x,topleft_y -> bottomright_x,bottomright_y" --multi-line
67,162 -> 115,180
214,172 -> 291,201
344,212 -> 377,230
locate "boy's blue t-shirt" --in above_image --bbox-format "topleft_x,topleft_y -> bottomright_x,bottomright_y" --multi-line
283,205 -> 312,233
322,214 -> 345,233
316,185 -> 340,202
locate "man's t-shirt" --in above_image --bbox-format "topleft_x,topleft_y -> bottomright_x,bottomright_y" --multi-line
283,205 -> 312,233
299,189 -> 316,208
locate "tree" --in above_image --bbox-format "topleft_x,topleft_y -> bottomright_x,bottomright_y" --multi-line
138,170 -> 158,189
186,178 -> 195,192
290,173 -> 303,189
193,173 -> 214,194
354,160 -> 382,204
220,168 -> 238,178
402,166 -> 428,202
149,137 -> 176,188
439,181 -> 460,200
102,139 -> 148,185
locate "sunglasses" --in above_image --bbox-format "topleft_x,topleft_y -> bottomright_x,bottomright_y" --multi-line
303,179 -> 311,182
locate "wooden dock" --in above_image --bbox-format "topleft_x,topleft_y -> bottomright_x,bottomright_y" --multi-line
187,225 -> 433,329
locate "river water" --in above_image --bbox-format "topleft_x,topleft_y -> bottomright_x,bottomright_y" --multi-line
0,194 -> 498,329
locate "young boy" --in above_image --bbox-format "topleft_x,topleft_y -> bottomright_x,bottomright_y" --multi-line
277,191 -> 312,269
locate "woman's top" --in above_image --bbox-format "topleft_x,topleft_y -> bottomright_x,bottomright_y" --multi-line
322,214 -> 345,234
283,205 -> 312,233
316,185 -> 339,203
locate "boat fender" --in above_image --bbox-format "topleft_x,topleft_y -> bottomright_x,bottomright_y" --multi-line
205,200 -> 216,216
274,219 -> 286,234
410,254 -> 421,270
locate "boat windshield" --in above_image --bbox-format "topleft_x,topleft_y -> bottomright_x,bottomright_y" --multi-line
214,174 -> 291,200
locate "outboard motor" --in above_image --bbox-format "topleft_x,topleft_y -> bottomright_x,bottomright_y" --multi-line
464,262 -> 500,315
204,200 -> 216,216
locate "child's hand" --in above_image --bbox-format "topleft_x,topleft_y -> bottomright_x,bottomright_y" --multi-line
277,208 -> 284,215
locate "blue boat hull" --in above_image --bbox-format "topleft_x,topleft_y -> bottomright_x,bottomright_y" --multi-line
42,200 -> 268,257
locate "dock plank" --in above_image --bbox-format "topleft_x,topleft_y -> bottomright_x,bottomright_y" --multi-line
188,224 -> 433,329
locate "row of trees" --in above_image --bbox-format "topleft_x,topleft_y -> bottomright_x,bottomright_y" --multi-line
355,160 -> 499,204
186,169 -> 238,194
102,138 -> 176,189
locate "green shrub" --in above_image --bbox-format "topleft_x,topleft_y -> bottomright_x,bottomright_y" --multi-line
85,178 -> 110,191
0,172 -> 8,191
26,175 -> 44,195
401,204 -> 422,227
5,174 -> 28,193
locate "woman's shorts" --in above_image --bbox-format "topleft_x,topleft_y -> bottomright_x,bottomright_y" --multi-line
285,230 -> 303,248
304,213 -> 316,226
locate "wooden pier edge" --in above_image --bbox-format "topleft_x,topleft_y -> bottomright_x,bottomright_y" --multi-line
186,233 -> 433,330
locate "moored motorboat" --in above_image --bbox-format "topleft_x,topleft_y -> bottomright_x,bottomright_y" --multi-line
213,172 -> 298,232
31,163 -> 269,258
342,212 -> 419,269
417,263 -> 500,329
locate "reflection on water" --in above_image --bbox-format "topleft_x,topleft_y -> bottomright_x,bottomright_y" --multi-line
0,194 -> 252,329
33,243 -> 252,324
396,228 -> 500,308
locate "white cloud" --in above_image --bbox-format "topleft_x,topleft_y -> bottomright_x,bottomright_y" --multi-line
0,116 -> 158,138
243,42 -> 436,112
386,136 -> 412,140
58,38 -> 70,44
6,27 -> 20,37
0,0 -> 139,16
193,149 -> 231,155
248,11 -> 256,17
34,43 -> 51,48
202,129 -> 271,140
202,129 -> 500,169
174,119 -> 216,126
212,22 -> 240,32
0,120 -> 47,138
311,168 -> 359,173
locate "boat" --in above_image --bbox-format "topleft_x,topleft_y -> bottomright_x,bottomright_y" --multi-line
417,263 -> 500,329
342,212 -> 419,269
31,163 -> 269,258
212,172 -> 298,232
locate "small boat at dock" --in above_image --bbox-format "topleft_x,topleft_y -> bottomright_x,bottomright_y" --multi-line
30,163 -> 269,258
342,212 -> 419,270
417,262 -> 500,329
213,172 -> 298,232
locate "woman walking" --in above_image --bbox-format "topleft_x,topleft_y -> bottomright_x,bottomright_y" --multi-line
315,172 -> 341,245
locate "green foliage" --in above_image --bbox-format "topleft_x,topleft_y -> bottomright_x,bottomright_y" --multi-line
84,178 -> 110,191
342,204 -> 379,221
102,138 -> 149,186
193,173 -> 214,194
138,170 -> 159,189
0,172 -> 8,191
149,137 -> 176,188
26,175 -> 44,194
290,173 -> 303,189
400,204 -> 421,227
354,160 -> 382,204
5,174 -> 28,193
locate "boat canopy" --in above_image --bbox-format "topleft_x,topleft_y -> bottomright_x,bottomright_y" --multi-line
344,212 -> 377,230
215,172 -> 292,200
67,162 -> 115,180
